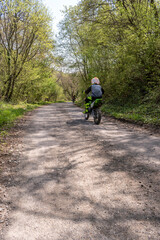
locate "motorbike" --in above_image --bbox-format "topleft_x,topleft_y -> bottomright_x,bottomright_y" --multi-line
84,98 -> 102,125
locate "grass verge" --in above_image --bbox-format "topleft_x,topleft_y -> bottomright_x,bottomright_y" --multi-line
101,102 -> 160,126
0,101 -> 56,130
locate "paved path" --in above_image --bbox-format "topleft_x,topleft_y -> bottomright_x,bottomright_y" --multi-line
2,103 -> 160,239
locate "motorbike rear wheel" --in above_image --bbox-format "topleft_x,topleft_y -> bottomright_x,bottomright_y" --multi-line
93,108 -> 101,124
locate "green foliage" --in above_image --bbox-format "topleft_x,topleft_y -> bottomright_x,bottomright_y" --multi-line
56,72 -> 80,101
58,0 -> 160,110
101,102 -> 160,126
0,0 -> 63,103
12,60 -> 64,103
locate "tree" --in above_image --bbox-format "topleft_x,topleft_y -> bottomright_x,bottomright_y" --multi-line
0,0 -> 54,101
58,0 -> 160,104
57,71 -> 79,101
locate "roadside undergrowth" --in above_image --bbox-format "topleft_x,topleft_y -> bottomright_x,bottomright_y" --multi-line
101,102 -> 160,127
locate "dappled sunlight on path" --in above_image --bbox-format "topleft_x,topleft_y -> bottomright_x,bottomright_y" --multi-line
2,103 -> 160,240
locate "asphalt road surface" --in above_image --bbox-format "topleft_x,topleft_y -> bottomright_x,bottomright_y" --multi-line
1,103 -> 160,240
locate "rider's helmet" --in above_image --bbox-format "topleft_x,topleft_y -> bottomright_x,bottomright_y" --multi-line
91,77 -> 100,85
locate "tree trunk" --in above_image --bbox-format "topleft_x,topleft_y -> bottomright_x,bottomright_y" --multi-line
8,76 -> 15,101
4,75 -> 12,102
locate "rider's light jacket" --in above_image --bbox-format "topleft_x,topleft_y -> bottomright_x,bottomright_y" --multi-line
85,84 -> 104,98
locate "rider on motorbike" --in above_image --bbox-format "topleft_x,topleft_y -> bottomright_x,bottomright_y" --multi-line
83,77 -> 104,113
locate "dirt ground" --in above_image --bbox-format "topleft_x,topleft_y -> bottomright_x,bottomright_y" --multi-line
0,102 -> 160,240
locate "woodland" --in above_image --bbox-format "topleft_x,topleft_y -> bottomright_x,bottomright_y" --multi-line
0,0 -> 160,125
